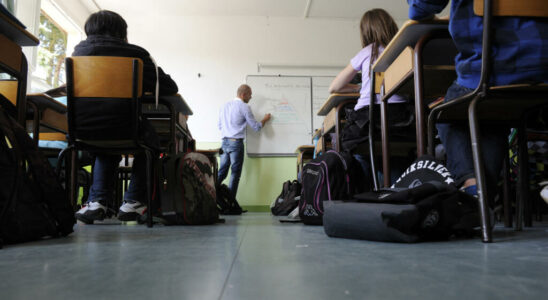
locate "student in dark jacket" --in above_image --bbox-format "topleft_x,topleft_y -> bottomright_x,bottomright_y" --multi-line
74,10 -> 178,224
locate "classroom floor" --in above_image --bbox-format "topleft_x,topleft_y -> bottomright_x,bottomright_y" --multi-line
1,213 -> 548,300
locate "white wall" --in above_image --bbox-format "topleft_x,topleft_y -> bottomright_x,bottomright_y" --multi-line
124,15 -> 362,142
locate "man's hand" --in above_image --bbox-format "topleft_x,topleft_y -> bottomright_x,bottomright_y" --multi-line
261,113 -> 272,126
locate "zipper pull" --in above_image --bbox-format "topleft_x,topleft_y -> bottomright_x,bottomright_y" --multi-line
163,179 -> 168,191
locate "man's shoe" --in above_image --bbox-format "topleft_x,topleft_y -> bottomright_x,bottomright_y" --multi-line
118,201 -> 147,221
75,202 -> 107,224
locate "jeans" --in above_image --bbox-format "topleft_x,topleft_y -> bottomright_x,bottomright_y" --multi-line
436,81 -> 508,195
88,154 -> 147,206
354,154 -> 411,188
217,138 -> 245,198
87,118 -> 158,206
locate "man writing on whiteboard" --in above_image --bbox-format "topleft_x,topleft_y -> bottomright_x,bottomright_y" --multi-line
218,84 -> 272,198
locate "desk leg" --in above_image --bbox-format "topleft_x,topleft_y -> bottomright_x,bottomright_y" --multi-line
335,104 -> 341,153
414,41 -> 426,157
16,56 -> 28,127
380,87 -> 390,188
369,70 -> 379,190
27,101 -> 40,147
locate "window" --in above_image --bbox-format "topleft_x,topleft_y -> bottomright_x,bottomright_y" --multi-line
26,0 -> 85,93
35,11 -> 67,89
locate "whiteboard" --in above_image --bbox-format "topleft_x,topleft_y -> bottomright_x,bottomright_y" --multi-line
246,76 -> 312,156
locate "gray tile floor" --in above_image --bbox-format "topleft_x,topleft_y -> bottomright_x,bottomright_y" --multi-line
1,213 -> 548,300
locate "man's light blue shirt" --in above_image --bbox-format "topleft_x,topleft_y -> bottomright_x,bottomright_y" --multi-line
218,97 -> 262,139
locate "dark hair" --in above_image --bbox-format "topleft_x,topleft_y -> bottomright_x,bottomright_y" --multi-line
84,10 -> 128,40
359,9 -> 398,72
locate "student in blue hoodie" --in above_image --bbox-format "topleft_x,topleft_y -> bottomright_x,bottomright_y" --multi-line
408,0 -> 548,200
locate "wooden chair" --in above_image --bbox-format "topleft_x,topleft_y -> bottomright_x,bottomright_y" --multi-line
64,56 -> 155,227
0,33 -> 32,126
427,0 -> 548,242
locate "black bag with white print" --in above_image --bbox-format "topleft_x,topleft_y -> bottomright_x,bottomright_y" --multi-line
323,156 -> 480,242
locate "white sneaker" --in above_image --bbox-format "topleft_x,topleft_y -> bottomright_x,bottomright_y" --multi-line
75,202 -> 107,224
117,201 -> 147,221
540,183 -> 548,205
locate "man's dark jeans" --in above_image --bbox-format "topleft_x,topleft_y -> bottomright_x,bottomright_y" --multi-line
218,138 -> 245,198
436,81 -> 508,199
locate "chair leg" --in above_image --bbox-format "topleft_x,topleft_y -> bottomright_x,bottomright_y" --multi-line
427,110 -> 437,156
145,150 -> 153,228
502,152 -> 512,228
468,96 -> 492,243
517,123 -> 532,228
70,148 -> 79,210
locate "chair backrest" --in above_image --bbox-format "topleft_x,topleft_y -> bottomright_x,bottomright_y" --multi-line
472,0 -> 548,92
474,0 -> 548,17
0,34 -> 22,74
65,56 -> 144,143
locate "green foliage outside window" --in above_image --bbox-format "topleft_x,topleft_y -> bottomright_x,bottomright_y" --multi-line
37,12 -> 67,88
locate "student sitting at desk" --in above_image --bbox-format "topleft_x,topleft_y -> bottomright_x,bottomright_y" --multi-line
73,10 -> 179,224
329,8 -> 413,183
408,0 -> 548,199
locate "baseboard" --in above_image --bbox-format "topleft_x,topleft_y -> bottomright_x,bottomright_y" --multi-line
241,205 -> 270,212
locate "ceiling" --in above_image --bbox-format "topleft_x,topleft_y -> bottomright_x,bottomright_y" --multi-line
90,0 -> 447,22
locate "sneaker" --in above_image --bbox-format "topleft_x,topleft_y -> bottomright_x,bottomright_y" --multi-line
75,202 -> 107,224
117,201 -> 147,221
460,185 -> 478,198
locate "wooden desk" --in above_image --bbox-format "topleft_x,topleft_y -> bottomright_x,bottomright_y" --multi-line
370,19 -> 457,187
0,11 -> 39,126
142,94 -> 193,154
26,93 -> 67,145
317,93 -> 359,152
317,93 -> 359,116
295,145 -> 315,176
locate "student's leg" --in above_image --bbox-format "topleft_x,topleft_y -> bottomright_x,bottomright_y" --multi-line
76,154 -> 121,223
118,153 -> 150,221
436,82 -> 507,199
353,153 -> 373,185
228,140 -> 245,198
217,139 -> 231,184
88,154 -> 121,205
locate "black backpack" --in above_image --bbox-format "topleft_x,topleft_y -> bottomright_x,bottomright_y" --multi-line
157,152 -> 222,225
323,156 -> 480,243
271,180 -> 301,216
323,183 -> 480,242
216,183 -> 246,215
299,150 -> 367,225
0,107 -> 75,247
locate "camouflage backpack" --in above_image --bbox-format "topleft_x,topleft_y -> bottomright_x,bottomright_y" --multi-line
158,152 -> 221,225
